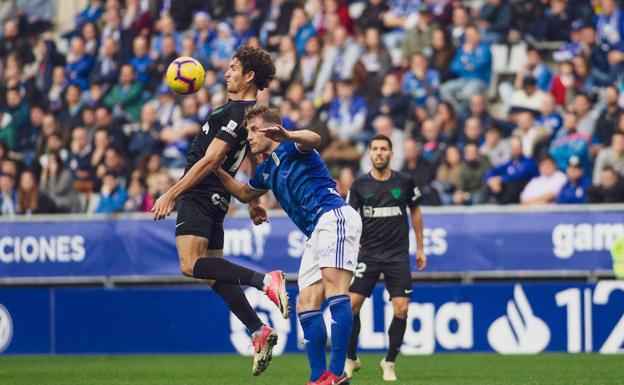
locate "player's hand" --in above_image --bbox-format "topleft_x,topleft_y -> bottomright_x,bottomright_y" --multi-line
248,203 -> 269,225
416,250 -> 427,270
152,192 -> 176,220
259,125 -> 291,142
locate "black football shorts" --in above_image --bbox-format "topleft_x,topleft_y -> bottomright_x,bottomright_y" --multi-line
175,193 -> 227,250
349,260 -> 413,298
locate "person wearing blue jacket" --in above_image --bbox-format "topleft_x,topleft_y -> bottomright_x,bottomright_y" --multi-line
440,24 -> 492,114
95,172 -> 128,213
65,36 -> 94,91
556,156 -> 592,204
549,113 -> 591,172
484,136 -> 538,204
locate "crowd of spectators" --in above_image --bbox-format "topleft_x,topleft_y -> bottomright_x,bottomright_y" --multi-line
1,0 -> 624,216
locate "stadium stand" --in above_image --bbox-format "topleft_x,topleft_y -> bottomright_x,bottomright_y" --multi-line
0,0 -> 623,217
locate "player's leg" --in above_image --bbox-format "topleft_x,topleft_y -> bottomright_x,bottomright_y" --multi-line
297,279 -> 328,384
379,261 -> 412,381
318,205 -> 362,382
345,261 -> 381,378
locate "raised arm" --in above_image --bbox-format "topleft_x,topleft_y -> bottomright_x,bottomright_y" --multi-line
259,125 -> 321,152
152,138 -> 230,220
214,167 -> 267,203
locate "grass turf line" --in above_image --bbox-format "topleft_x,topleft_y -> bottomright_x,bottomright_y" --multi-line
0,353 -> 621,385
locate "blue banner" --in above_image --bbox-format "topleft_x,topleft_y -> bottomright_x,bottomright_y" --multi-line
1,281 -> 623,354
0,209 -> 622,278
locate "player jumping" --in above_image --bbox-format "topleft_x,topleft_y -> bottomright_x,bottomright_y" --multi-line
345,132 -> 427,381
214,106 -> 362,385
151,46 -> 288,376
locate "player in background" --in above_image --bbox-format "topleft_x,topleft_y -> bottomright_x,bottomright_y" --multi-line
214,106 -> 362,385
151,46 -> 287,376
345,133 -> 427,381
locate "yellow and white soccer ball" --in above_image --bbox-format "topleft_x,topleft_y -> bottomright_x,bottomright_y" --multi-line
166,56 -> 205,94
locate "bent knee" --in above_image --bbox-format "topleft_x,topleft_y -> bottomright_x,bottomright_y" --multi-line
179,255 -> 200,277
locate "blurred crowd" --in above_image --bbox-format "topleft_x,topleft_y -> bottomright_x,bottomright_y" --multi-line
0,0 -> 624,216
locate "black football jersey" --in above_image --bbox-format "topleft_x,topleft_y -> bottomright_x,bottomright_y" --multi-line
184,100 -> 255,197
347,171 -> 422,262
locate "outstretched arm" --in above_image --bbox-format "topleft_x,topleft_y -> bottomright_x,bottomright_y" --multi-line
260,125 -> 321,152
214,167 -> 267,203
152,138 -> 230,220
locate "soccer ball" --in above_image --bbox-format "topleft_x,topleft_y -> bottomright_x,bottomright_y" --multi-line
166,57 -> 205,94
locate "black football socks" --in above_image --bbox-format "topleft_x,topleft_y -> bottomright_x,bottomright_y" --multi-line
212,281 -> 264,333
192,257 -> 265,290
347,313 -> 361,360
385,316 -> 407,362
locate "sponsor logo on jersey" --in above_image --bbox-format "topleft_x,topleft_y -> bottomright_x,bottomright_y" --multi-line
391,187 -> 402,199
412,187 -> 422,201
202,122 -> 210,134
220,124 -> 237,138
362,205 -> 402,218
362,193 -> 374,200
271,152 -> 281,166
211,193 -> 230,211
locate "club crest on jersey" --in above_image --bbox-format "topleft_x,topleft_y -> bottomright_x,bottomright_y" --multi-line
391,187 -> 402,199
202,122 -> 209,134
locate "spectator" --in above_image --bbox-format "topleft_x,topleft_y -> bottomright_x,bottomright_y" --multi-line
232,13 -> 255,47
484,136 -> 539,204
94,105 -> 128,154
508,77 -> 549,115
122,0 -> 154,38
532,0 -> 572,42
58,84 -> 83,134
434,145 -> 462,205
449,6 -> 470,47
94,172 -> 128,213
441,25 -> 492,113
65,36 -> 94,91
556,155 -> 591,204
401,137 -> 440,205
401,5 -> 436,62
17,169 -> 56,214
294,35 -> 322,92
572,93 -> 599,137
357,0 -> 389,32
549,113 -> 590,172
210,22 -> 237,71
369,73 -> 410,131
402,52 -> 440,112
67,126 -> 93,181
434,101 -> 460,142
454,142 -> 491,205
0,18 -> 34,64
593,132 -> 624,185
129,36 -> 152,85
124,176 -> 153,212
419,118 -> 447,167
595,0 -> 624,70
297,99 -> 331,153
550,61 -> 576,106
40,152 -> 78,213
520,156 -> 567,205
480,126 -> 510,167
336,167 -> 355,199
81,22 -> 100,57
151,14 -> 182,58
289,7 -> 316,56
104,64 -> 144,122
512,111 -> 551,158
359,27 -> 393,101
314,25 -> 361,97
160,96 -> 200,168
89,37 -> 120,87
593,85 -> 621,150
458,117 -> 485,150
588,167 -> 624,203
0,170 -> 16,216
74,0 -> 104,29
516,48 -> 553,93
327,79 -> 367,142
430,27 -> 456,82
478,0 -> 512,44
535,94 -> 563,137
129,103 -> 163,161
274,36 -> 298,94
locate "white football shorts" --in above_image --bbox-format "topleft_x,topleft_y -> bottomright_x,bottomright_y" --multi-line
298,205 -> 362,290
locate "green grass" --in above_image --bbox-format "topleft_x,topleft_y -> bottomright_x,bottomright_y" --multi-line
0,353 -> 621,385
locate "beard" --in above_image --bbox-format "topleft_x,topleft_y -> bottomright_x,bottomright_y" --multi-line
372,158 -> 390,171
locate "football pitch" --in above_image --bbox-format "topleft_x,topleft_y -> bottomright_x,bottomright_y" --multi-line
1,353 -> 621,385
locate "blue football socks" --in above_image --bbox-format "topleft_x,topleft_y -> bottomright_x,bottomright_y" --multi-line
327,294 -> 353,376
298,310 -> 327,381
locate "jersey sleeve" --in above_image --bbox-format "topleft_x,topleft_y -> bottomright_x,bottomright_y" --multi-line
248,163 -> 269,191
407,176 -> 423,209
346,180 -> 362,210
214,106 -> 246,148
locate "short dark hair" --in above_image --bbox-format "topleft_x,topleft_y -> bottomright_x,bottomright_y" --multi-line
233,46 -> 275,91
245,105 -> 282,126
368,134 -> 392,150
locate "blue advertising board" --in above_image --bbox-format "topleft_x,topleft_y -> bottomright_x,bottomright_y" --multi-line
0,209 -> 622,278
1,281 -> 623,355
